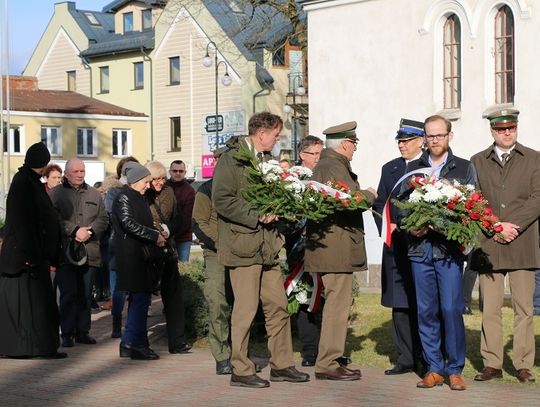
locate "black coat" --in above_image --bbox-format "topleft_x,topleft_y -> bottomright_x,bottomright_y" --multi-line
374,157 -> 416,309
0,165 -> 61,356
111,187 -> 160,293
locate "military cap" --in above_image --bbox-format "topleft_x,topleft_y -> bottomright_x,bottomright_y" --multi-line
396,118 -> 424,140
323,121 -> 358,140
484,108 -> 520,128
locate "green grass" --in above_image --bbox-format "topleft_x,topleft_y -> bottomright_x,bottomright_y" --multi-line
346,293 -> 540,385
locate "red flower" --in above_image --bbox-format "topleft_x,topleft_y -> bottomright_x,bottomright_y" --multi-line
482,220 -> 491,228
470,212 -> 481,220
447,202 -> 456,210
493,224 -> 503,233
465,200 -> 475,210
342,200 -> 350,207
354,192 -> 364,202
334,191 -> 341,199
484,207 -> 492,216
335,181 -> 350,192
470,192 -> 482,202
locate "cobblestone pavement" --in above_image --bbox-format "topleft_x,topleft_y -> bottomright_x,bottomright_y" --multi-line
0,298 -> 538,407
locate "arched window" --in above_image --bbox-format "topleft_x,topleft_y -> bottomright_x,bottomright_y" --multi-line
494,5 -> 515,104
443,14 -> 461,109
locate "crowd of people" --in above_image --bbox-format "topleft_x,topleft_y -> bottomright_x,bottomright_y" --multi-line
0,109 -> 538,392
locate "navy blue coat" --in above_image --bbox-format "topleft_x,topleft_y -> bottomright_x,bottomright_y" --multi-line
374,157 -> 416,309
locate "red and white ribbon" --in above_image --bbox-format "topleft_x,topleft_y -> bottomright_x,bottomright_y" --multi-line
381,168 -> 434,247
284,260 -> 323,313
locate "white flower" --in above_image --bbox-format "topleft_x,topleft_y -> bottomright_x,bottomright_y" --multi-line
295,290 -> 309,304
289,166 -> 312,179
409,189 -> 423,203
422,184 -> 443,203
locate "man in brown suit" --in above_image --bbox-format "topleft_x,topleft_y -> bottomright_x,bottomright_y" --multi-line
304,121 -> 376,381
212,112 -> 309,388
471,108 -> 540,383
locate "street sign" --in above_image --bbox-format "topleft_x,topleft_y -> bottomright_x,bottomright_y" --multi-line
205,115 -> 223,133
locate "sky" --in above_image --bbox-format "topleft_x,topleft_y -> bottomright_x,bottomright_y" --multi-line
5,0 -> 111,74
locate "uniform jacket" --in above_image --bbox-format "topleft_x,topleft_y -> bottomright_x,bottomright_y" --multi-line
48,179 -> 108,267
400,148 -> 477,259
374,157 -> 416,308
111,187 -> 161,292
471,142 -> 540,271
167,179 -> 195,243
304,148 -> 375,273
192,179 -> 218,256
212,136 -> 284,267
0,166 -> 61,274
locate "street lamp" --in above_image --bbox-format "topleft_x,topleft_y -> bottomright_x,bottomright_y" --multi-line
287,74 -> 306,162
203,41 -> 232,151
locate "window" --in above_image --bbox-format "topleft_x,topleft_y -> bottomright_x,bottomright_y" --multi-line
2,124 -> 24,154
494,6 -> 515,104
142,9 -> 152,30
170,117 -> 181,151
169,56 -> 180,85
41,126 -> 62,156
272,47 -> 285,66
77,128 -> 97,157
123,12 -> 134,33
83,12 -> 101,26
100,66 -> 109,93
67,70 -> 76,91
443,15 -> 461,109
112,129 -> 132,157
134,62 -> 144,89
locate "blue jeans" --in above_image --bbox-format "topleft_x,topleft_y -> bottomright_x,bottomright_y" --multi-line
122,292 -> 152,347
176,241 -> 192,262
534,269 -> 540,311
410,241 -> 465,376
108,252 -> 127,318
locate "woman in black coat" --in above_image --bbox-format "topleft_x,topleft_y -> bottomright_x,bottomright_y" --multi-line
111,162 -> 166,360
0,143 -> 64,358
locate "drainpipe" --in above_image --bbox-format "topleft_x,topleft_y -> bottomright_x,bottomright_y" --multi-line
79,54 -> 93,97
140,47 -> 154,160
252,87 -> 271,114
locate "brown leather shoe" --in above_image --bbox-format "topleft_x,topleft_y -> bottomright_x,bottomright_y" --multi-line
449,374 -> 466,390
315,366 -> 361,381
474,367 -> 502,381
416,372 -> 444,388
230,374 -> 270,388
516,369 -> 535,383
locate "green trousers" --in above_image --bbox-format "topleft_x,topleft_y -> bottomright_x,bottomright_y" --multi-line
203,253 -> 232,363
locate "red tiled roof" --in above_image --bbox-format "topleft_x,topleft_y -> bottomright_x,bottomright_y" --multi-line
2,88 -> 146,117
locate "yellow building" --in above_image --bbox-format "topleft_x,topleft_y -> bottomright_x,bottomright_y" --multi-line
1,76 -> 147,187
23,1 -> 308,178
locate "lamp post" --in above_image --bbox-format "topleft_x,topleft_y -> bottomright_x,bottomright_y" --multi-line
285,74 -> 306,162
202,41 -> 232,152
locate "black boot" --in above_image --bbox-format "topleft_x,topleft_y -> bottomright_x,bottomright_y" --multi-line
111,315 -> 122,339
130,345 -> 160,360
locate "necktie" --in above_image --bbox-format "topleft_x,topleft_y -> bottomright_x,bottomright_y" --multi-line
257,152 -> 264,162
500,152 -> 509,166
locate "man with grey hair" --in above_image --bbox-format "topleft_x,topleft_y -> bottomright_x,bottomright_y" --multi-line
49,158 -> 108,348
304,121 -> 376,381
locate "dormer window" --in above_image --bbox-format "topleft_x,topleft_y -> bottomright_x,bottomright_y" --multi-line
123,12 -> 134,33
142,9 -> 152,31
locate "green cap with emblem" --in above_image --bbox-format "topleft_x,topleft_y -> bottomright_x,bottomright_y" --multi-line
484,108 -> 520,128
322,121 -> 358,140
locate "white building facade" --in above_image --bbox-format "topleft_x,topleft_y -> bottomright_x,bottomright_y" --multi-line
301,0 -> 539,267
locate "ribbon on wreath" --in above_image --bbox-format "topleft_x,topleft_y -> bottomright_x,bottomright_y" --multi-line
380,168 -> 434,247
284,259 -> 323,313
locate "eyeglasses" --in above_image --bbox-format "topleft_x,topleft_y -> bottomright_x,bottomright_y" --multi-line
492,126 -> 517,134
301,150 -> 321,156
170,169 -> 186,173
152,177 -> 166,183
345,139 -> 358,146
425,133 -> 449,141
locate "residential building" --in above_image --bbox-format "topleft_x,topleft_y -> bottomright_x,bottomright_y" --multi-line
300,0 -> 540,272
1,76 -> 147,186
23,1 -> 308,177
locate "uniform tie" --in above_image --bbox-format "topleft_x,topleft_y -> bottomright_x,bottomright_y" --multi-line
500,152 -> 509,166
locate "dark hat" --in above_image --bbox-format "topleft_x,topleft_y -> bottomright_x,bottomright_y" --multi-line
24,142 -> 51,168
323,121 -> 358,140
396,118 -> 424,140
122,162 -> 150,184
66,239 -> 88,266
484,108 -> 520,128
